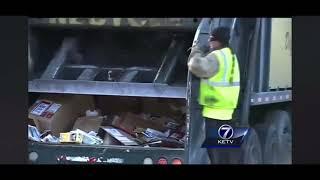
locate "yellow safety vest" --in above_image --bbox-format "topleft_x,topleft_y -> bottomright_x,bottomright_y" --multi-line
199,47 -> 240,120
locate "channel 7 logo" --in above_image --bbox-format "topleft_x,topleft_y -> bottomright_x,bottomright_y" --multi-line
202,124 -> 250,148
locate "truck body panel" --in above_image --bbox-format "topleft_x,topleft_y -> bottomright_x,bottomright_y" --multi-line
29,18 -> 200,31
269,18 -> 292,89
29,142 -> 185,164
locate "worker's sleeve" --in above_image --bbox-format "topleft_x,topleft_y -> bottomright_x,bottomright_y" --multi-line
188,51 -> 219,78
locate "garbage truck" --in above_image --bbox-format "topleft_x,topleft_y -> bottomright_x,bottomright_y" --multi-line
27,18 -> 292,164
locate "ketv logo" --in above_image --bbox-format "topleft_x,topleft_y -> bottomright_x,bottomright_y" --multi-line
217,124 -> 234,145
202,124 -> 249,148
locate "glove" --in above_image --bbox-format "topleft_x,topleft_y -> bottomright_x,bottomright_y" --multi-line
198,43 -> 210,54
189,43 -> 210,56
189,45 -> 202,57
190,43 -> 210,54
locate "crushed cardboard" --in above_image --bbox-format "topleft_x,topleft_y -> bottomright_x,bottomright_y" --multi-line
72,115 -> 106,133
98,126 -> 139,146
111,112 -> 180,135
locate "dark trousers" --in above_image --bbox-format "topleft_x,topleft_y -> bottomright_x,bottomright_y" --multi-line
205,118 -> 235,164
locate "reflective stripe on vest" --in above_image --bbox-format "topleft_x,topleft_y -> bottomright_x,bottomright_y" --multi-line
202,79 -> 240,87
220,50 -> 228,83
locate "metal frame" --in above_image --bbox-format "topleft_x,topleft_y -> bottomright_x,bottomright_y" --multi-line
29,79 -> 187,99
29,27 -> 189,98
29,18 -> 200,31
41,38 -> 78,79
27,18 -> 198,164
153,39 -> 185,84
29,142 -> 185,164
185,18 -> 212,164
77,68 -> 100,81
254,18 -> 272,92
239,18 -> 261,126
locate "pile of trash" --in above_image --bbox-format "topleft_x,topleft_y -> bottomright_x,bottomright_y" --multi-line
28,94 -> 186,148
28,112 -> 186,148
28,125 -> 102,145
28,125 -> 60,144
102,112 -> 186,148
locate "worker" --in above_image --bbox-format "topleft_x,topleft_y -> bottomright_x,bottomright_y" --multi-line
187,27 -> 240,164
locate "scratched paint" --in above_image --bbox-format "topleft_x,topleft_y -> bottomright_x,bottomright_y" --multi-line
57,155 -> 124,164
65,156 -> 89,162
106,158 -> 124,164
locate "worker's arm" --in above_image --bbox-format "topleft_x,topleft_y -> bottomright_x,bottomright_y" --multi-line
188,47 -> 219,78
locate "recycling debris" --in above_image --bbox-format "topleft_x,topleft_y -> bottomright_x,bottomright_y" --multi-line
111,112 -> 167,135
28,94 -> 95,136
40,130 -> 52,139
72,115 -> 106,133
134,127 -> 185,148
41,134 -> 60,144
28,112 -> 186,148
28,95 -> 187,148
98,126 -> 139,146
60,131 -> 83,144
28,125 -> 60,143
76,129 -> 103,145
111,112 -> 182,135
144,128 -> 168,139
60,129 -> 103,145
28,111 -> 186,148
28,125 -> 41,142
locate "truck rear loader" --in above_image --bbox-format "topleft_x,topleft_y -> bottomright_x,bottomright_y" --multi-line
28,17 -> 292,164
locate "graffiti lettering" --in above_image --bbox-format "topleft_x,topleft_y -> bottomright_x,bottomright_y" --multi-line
40,18 -> 198,28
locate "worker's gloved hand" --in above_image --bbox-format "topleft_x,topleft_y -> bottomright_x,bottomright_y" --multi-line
189,45 -> 202,57
198,44 -> 210,54
189,43 -> 210,58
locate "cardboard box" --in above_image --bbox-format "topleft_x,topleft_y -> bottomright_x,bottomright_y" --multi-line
141,98 -> 186,124
149,116 -> 181,130
112,112 -> 167,135
28,94 -> 95,136
72,116 -> 106,133
28,118 -> 36,126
